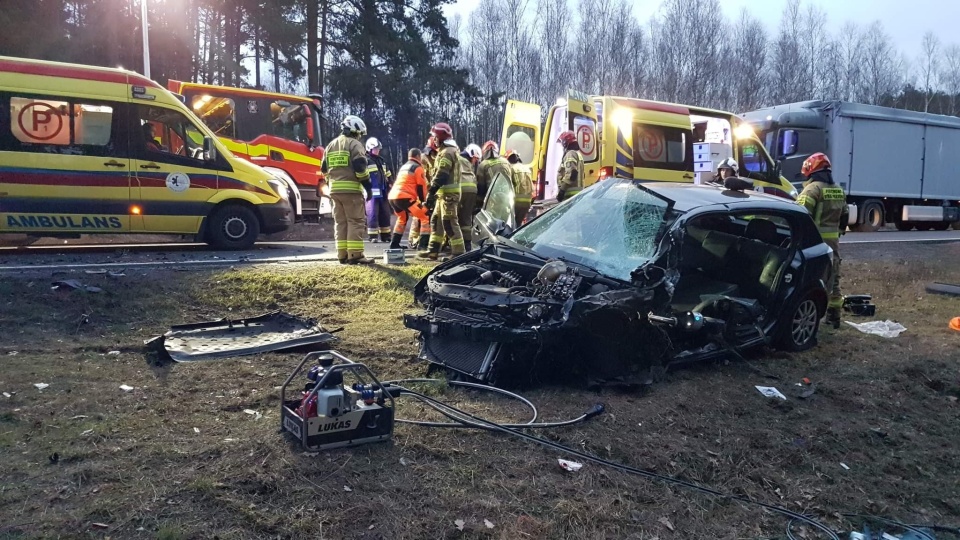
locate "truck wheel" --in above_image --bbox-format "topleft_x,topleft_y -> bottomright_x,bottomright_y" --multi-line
853,201 -> 883,232
206,204 -> 260,250
953,222 -> 960,231
894,220 -> 914,231
932,221 -> 950,231
915,223 -> 934,232
774,291 -> 824,352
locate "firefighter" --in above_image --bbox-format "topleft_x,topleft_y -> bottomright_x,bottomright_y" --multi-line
321,115 -> 374,264
364,137 -> 393,243
556,130 -> 584,202
418,123 -> 463,260
475,141 -> 512,203
408,141 -> 438,251
458,143 -> 482,250
716,158 -> 739,181
505,150 -> 534,225
387,148 -> 430,250
796,152 -> 847,328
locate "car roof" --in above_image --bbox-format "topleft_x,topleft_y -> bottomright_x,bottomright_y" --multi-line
635,182 -> 806,214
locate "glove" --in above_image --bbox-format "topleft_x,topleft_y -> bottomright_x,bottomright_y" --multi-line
556,189 -> 566,202
425,194 -> 437,213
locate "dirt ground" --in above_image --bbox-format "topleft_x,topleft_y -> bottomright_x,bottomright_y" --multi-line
0,245 -> 958,539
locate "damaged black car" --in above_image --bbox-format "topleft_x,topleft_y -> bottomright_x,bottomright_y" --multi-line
404,176 -> 834,387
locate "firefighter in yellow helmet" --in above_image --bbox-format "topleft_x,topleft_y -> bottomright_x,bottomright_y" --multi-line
321,115 -> 374,264
556,130 -> 584,202
505,149 -> 534,225
796,152 -> 848,328
418,123 -> 464,260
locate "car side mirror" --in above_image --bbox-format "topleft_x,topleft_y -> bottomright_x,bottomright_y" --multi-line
491,218 -> 513,238
203,136 -> 217,162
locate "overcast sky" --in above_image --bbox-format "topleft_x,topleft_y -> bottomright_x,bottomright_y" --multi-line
444,0 -> 960,61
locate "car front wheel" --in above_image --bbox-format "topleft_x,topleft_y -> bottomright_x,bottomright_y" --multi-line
775,293 -> 822,352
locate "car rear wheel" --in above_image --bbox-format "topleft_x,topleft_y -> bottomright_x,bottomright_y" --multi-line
206,204 -> 260,250
774,292 -> 822,352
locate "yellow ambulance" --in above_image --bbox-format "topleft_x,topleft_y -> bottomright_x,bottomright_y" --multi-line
501,91 -> 797,203
0,56 -> 293,249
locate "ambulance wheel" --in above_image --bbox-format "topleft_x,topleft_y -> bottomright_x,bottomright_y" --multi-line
207,204 -> 260,250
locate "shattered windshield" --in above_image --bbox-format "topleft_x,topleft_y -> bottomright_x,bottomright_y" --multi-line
511,181 -> 671,281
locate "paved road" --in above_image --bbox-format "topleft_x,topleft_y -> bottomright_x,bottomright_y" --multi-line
0,229 -> 957,273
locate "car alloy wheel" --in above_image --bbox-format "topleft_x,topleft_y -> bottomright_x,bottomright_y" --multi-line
791,299 -> 819,346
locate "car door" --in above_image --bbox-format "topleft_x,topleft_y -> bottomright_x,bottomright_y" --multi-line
473,172 -> 517,245
500,99 -> 542,180
0,92 -> 132,234
130,103 -> 228,234
566,90 -> 599,186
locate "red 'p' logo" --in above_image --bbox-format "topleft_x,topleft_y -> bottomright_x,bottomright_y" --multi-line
18,102 -> 63,142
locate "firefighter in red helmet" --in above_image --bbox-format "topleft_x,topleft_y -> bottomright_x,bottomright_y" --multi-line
797,152 -> 848,328
556,130 -> 584,202
418,122 -> 464,260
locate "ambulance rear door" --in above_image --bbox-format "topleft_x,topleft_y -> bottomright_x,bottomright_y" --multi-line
0,93 -> 134,234
500,99 -> 541,179
566,90 -> 599,188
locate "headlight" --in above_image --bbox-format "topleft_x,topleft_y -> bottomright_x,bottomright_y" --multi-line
268,179 -> 290,201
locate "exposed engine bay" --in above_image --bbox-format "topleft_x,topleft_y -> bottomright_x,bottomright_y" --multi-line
403,244 -> 769,388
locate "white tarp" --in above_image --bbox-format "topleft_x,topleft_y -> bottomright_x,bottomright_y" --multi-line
844,320 -> 907,338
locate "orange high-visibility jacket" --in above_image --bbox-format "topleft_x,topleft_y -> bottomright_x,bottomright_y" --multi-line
388,159 -> 428,202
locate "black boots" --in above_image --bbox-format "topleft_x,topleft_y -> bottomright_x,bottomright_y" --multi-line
389,233 -> 404,250
379,232 -> 391,243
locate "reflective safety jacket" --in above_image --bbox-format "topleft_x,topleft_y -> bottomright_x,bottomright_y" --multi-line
476,156 -> 512,200
321,134 -> 369,195
389,159 -> 428,202
797,171 -> 846,240
557,149 -> 584,197
365,153 -> 393,199
431,144 -> 461,196
511,162 -> 534,204
458,155 -> 477,194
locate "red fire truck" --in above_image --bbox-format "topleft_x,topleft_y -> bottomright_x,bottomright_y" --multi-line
167,80 -> 329,219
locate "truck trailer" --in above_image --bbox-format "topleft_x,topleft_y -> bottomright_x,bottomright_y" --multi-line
742,101 -> 960,231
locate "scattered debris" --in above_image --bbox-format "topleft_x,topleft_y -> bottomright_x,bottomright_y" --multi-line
484,519 -> 495,529
558,459 -> 584,472
798,385 -> 817,399
454,519 -> 465,531
194,427 -> 200,433
658,517 -> 676,532
845,320 -> 908,338
90,523 -> 109,530
243,409 -> 263,420
145,310 -> 338,362
48,453 -> 59,464
840,462 -> 850,470
119,385 -> 134,392
81,429 -> 94,436
7,351 -> 18,356
343,485 -> 352,492
107,350 -> 121,356
399,457 -> 411,466
950,317 -> 960,332
70,415 -> 88,420
34,383 -> 49,390
51,280 -> 102,293
755,386 -> 787,401
926,282 -> 960,297
3,392 -> 11,398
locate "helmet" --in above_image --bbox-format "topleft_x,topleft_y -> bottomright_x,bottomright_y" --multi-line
717,158 -> 739,174
365,137 -> 382,154
431,122 -> 453,142
801,152 -> 832,178
505,149 -> 521,164
557,130 -> 577,147
481,141 -> 499,160
342,115 -> 367,136
464,143 -> 482,161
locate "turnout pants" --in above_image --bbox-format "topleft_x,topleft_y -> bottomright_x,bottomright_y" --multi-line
457,191 -> 477,244
429,193 -> 465,255
332,192 -> 367,260
366,197 -> 392,237
515,201 -> 531,226
390,198 -> 429,236
826,238 -> 842,310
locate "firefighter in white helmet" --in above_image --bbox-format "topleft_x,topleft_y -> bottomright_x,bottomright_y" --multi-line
322,115 -> 373,264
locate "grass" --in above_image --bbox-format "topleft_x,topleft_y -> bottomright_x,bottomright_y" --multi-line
0,253 -> 958,539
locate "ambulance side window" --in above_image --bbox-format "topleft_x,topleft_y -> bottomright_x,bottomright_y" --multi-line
136,105 -> 224,170
0,93 -> 126,158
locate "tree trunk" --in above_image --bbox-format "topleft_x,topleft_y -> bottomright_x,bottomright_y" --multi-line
307,0 -> 318,93
273,46 -> 281,92
254,24 -> 261,89
318,0 -> 329,102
